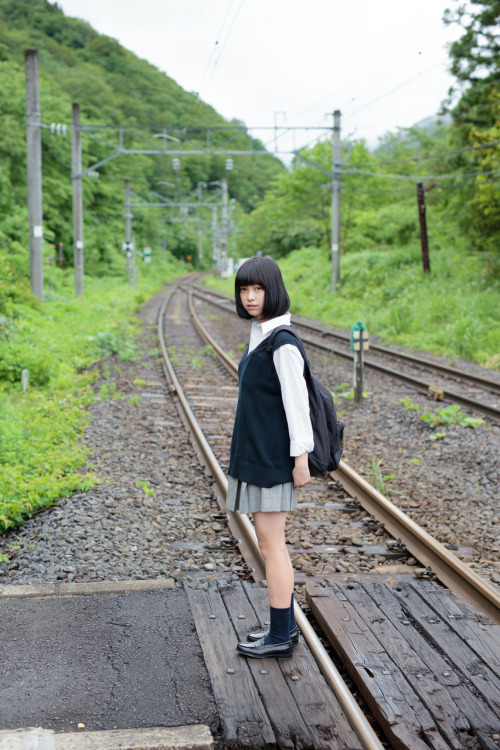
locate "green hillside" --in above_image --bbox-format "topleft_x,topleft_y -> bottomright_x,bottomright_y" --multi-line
0,0 -> 284,273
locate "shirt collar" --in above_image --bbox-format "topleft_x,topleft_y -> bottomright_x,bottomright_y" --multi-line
254,312 -> 291,334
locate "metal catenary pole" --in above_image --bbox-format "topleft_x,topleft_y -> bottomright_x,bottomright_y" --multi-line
220,178 -> 228,275
331,110 -> 341,292
212,205 -> 219,268
72,102 -> 84,296
125,180 -> 133,283
25,48 -> 44,302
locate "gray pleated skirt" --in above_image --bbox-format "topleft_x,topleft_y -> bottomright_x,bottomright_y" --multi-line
226,476 -> 298,514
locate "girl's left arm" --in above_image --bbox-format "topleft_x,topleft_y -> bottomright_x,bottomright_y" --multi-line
273,344 -> 313,487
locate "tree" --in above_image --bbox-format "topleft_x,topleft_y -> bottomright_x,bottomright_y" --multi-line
443,1 -> 500,259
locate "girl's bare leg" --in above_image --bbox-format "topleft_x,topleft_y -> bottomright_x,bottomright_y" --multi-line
253,511 -> 293,608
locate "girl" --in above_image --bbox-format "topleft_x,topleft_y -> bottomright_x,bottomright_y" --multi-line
226,256 -> 313,660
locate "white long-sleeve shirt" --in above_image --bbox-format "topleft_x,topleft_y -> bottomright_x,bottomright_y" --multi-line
248,313 -> 314,457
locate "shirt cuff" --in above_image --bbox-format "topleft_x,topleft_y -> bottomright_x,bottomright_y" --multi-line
290,439 -> 314,457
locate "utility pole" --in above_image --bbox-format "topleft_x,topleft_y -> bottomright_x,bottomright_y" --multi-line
198,224 -> 203,263
212,205 -> 219,269
72,102 -> 84,296
416,182 -> 431,274
220,178 -> 228,275
331,110 -> 341,292
125,180 -> 133,283
25,48 -> 44,302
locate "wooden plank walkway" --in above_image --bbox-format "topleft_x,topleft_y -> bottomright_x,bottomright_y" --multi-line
306,577 -> 500,750
185,580 -> 363,750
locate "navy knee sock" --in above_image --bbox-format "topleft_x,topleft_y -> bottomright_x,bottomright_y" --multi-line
290,592 -> 297,630
265,605 -> 292,645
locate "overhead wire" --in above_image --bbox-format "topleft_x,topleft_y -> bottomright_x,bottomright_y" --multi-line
196,0 -> 237,98
287,30 -> 454,124
351,140 -> 500,168
198,0 -> 246,101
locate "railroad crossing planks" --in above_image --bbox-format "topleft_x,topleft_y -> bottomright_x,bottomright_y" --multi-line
186,580 -> 363,750
306,577 -> 500,750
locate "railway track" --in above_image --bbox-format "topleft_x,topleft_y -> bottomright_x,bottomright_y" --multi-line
192,284 -> 500,422
158,279 -> 500,748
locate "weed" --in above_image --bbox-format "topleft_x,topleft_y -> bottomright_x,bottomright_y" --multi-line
135,480 -> 154,497
410,458 -> 421,464
191,356 -> 204,370
335,387 -> 371,400
97,382 -> 123,401
167,347 -> 179,366
133,378 -> 147,387
429,431 -> 447,441
420,404 -> 484,429
0,553 -> 8,564
102,363 -> 110,379
127,395 -> 141,406
199,344 -> 218,359
369,458 -> 405,497
398,396 -> 420,411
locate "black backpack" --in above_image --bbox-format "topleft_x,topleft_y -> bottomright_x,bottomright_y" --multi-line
267,325 -> 345,477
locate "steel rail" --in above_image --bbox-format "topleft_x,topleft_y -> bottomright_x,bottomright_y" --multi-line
189,283 -> 500,626
159,285 -> 385,750
192,284 -> 500,393
191,287 -> 500,421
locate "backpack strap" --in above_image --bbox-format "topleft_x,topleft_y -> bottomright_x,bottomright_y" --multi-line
266,325 -> 312,375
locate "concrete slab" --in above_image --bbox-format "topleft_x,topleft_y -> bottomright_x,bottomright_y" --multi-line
54,725 -> 213,749
0,586 -> 219,737
0,725 -> 213,750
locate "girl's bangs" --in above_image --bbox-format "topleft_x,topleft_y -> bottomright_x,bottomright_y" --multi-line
236,262 -> 265,288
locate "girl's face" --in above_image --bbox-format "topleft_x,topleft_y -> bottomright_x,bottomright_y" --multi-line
239,284 -> 265,320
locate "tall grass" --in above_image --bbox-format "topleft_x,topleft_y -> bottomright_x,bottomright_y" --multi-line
0,252 -> 184,532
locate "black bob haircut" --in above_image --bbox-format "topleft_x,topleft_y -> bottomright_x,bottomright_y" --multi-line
234,256 -> 290,320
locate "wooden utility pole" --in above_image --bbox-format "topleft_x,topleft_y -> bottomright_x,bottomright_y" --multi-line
72,102 -> 84,295
416,182 -> 431,274
331,110 -> 341,292
25,48 -> 44,302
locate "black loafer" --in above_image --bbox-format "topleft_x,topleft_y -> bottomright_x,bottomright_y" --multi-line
236,636 -> 293,660
246,625 -> 300,644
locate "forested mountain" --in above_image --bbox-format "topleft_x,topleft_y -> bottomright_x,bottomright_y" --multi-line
0,0 -> 284,272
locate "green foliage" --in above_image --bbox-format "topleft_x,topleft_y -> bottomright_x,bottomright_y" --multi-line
0,388 -> 97,532
0,249 -> 182,531
442,1 -> 500,257
0,0 -> 284,278
419,404 -> 485,429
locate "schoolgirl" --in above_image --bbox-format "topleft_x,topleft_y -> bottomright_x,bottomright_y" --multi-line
226,256 -> 313,660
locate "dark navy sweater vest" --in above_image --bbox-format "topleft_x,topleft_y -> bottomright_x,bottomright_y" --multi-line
228,329 -> 305,488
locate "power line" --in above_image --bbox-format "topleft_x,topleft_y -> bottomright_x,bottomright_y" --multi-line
342,62 -> 443,120
287,32 -> 450,124
196,0 -> 238,98
198,0 -> 246,99
352,139 -> 500,168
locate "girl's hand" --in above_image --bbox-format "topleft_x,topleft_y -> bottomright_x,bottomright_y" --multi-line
293,453 -> 310,488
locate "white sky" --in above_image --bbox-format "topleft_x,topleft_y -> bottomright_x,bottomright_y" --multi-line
56,0 -> 462,153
